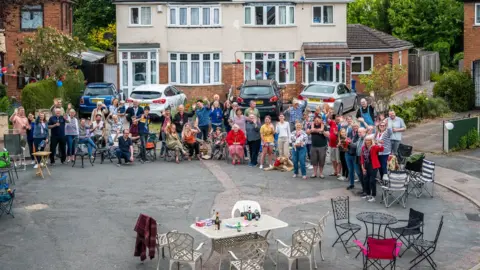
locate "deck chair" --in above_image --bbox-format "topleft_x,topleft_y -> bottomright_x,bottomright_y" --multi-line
145,133 -> 158,161
415,159 -> 436,198
354,238 -> 402,270
0,174 -> 14,218
331,196 -> 361,254
381,171 -> 409,208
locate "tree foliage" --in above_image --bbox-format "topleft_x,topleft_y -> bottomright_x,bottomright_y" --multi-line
17,27 -> 86,79
73,0 -> 115,43
347,0 -> 391,34
360,64 -> 406,112
433,71 -> 475,112
87,23 -> 116,51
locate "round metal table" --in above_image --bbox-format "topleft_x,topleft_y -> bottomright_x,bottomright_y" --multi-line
355,212 -> 398,258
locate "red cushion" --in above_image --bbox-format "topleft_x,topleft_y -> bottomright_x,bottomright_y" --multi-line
366,238 -> 397,260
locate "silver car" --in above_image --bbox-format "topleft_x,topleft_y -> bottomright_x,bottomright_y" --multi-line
298,82 -> 358,115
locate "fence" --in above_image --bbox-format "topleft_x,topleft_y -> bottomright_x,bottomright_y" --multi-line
80,63 -> 118,86
408,51 -> 440,86
443,116 -> 480,152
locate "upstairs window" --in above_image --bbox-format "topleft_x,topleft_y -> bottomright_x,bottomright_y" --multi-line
312,5 -> 333,24
168,6 -> 221,27
21,5 -> 43,30
244,5 -> 295,26
130,7 -> 152,26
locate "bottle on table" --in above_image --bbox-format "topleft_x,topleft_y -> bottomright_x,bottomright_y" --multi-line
215,212 -> 221,230
248,207 -> 252,221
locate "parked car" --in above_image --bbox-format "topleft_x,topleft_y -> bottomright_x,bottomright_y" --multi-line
236,80 -> 284,118
298,82 -> 357,115
79,82 -> 121,116
127,84 -> 187,117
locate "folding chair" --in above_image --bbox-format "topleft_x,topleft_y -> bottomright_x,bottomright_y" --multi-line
417,159 -> 435,198
4,133 -> 25,171
72,138 -> 94,168
381,171 -> 409,208
389,208 -> 424,257
397,143 -> 413,169
331,196 -> 361,254
354,238 -> 402,270
409,216 -> 444,270
145,133 -> 158,161
0,174 -> 15,218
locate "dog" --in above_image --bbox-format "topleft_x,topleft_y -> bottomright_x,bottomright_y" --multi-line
264,156 -> 294,172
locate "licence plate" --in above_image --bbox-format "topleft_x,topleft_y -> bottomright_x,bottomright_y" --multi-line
308,98 -> 321,103
255,100 -> 264,105
140,103 -> 149,107
91,98 -> 104,104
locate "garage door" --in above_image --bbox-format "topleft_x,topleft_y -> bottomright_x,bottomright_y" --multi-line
474,60 -> 480,107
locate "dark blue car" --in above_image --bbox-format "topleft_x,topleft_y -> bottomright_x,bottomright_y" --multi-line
79,83 -> 121,116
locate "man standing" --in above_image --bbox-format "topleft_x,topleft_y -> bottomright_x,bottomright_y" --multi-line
193,99 -> 211,140
356,98 -> 375,128
284,99 -> 305,131
138,106 -> 151,163
244,100 -> 260,119
356,127 -> 367,196
48,108 -> 67,165
126,101 -> 144,126
116,129 -> 134,166
173,105 -> 194,136
327,114 -> 341,178
50,98 -> 65,116
307,116 -> 329,178
387,110 -> 406,155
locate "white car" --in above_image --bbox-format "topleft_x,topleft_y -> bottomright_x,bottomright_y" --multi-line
127,84 -> 187,117
298,82 -> 357,115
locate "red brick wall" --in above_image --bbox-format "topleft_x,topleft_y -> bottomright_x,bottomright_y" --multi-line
3,2 -> 72,98
464,2 -> 480,71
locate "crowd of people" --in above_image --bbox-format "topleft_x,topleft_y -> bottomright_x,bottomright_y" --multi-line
10,94 -> 407,202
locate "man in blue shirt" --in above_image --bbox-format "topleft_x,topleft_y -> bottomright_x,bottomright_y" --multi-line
193,99 -> 211,140
284,99 -> 305,132
138,106 -> 150,163
48,108 -> 67,165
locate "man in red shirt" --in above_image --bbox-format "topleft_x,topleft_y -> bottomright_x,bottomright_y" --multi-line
328,115 -> 341,177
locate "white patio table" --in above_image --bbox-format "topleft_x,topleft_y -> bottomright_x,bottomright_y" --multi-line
190,214 -> 288,269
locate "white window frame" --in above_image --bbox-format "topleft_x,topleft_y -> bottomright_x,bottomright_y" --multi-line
243,52 -> 296,84
244,5 -> 295,26
129,6 -> 152,26
168,52 -> 222,85
118,49 -> 159,99
312,5 -> 334,25
304,60 -> 346,84
168,6 -> 221,27
351,55 -> 374,74
476,3 -> 480,25
398,51 -> 402,65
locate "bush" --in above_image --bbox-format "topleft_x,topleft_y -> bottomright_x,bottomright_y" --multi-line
430,72 -> 442,82
390,92 -> 450,126
433,71 -> 475,112
0,96 -> 14,115
63,69 -> 85,109
0,84 -> 6,99
454,129 -> 480,151
21,79 -> 62,113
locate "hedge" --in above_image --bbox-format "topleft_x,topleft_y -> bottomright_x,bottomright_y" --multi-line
63,70 -> 85,109
0,84 -> 6,99
433,71 -> 475,112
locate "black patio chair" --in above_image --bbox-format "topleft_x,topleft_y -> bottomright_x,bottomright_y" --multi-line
397,143 -> 413,169
389,208 -> 424,257
72,137 -> 94,168
409,216 -> 444,270
331,196 -> 361,254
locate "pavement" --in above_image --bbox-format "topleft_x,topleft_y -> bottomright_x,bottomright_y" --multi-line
0,157 -> 478,270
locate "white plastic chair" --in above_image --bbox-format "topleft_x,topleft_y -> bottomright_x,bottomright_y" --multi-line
303,211 -> 330,268
231,200 -> 261,218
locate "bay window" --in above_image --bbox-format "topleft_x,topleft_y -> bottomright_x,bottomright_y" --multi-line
244,5 -> 295,26
169,52 -> 221,85
244,52 -> 295,83
304,60 -> 346,84
312,5 -> 333,24
168,6 -> 221,27
351,55 -> 373,74
129,6 -> 152,26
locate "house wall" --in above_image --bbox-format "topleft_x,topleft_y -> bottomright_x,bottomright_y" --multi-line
464,2 -> 480,71
3,2 -> 72,98
351,49 -> 409,93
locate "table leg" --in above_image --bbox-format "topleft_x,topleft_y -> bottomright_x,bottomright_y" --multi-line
264,230 -> 277,265
34,157 -> 44,179
43,157 -> 51,176
203,239 -> 215,266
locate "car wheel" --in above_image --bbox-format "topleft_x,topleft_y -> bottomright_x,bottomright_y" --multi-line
353,97 -> 358,111
338,104 -> 344,116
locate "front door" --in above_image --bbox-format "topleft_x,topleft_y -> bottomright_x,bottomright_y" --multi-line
474,60 -> 480,107
119,50 -> 158,100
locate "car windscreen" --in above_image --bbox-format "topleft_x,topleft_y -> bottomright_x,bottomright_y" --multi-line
84,87 -> 114,96
303,85 -> 335,94
130,91 -> 162,100
241,86 -> 273,96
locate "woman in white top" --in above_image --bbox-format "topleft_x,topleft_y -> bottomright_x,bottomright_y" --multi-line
65,109 -> 80,162
275,113 -> 291,158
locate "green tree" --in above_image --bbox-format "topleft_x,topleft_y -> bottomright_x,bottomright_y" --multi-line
17,27 -> 86,79
87,23 -> 116,51
347,0 -> 391,33
73,0 -> 116,43
360,64 -> 406,112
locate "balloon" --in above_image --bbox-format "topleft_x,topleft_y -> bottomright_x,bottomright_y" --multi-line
1,67 -> 6,73
265,72 -> 269,77
0,73 -> 3,77
237,59 -> 241,64
300,56 -> 305,61
57,80 -> 63,87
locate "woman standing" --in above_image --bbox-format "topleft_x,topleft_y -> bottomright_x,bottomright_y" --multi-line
345,122 -> 360,190
360,135 -> 384,202
223,101 -> 233,132
159,110 -> 172,158
182,123 -> 201,161
210,101 -> 223,131
9,106 -> 30,151
27,113 -> 35,165
32,112 -> 49,169
65,109 -> 80,163
290,122 -> 308,179
226,124 -> 246,165
337,128 -> 349,181
165,123 -> 187,164
245,114 -> 261,167
375,121 -> 393,181
260,115 -> 275,169
275,113 -> 291,158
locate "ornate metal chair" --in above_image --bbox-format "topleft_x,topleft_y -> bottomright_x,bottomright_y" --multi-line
228,239 -> 269,270
389,208 -> 424,257
331,196 -> 361,254
156,227 -> 177,270
303,211 -> 330,267
166,231 -> 204,270
409,216 -> 444,270
276,228 -> 316,270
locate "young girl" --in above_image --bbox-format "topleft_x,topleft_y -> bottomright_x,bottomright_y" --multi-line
337,128 -> 350,181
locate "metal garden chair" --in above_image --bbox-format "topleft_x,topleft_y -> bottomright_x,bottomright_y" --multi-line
409,216 -> 444,270
72,137 -> 94,168
381,171 -> 409,208
228,239 -> 269,270
354,237 -> 402,270
331,196 -> 361,254
303,211 -> 330,267
389,208 -> 424,257
276,228 -> 317,270
166,231 -> 204,270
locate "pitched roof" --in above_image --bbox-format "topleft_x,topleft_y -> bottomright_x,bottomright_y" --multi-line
347,24 -> 413,51
302,42 -> 351,59
113,0 -> 232,2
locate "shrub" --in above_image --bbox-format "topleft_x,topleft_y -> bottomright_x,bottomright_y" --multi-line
63,69 -> 85,109
0,96 -> 14,115
433,71 -> 475,112
21,79 -> 62,113
390,92 -> 449,126
455,129 -> 480,150
0,84 -> 6,99
430,72 -> 442,82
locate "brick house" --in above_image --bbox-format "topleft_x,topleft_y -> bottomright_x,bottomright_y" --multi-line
113,0 -> 353,102
1,2 -> 73,97
463,0 -> 480,107
347,24 -> 413,93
